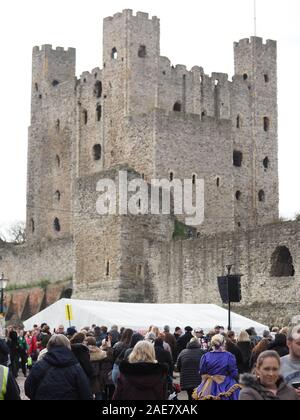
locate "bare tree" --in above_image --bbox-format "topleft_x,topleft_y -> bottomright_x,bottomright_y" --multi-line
8,221 -> 26,244
0,226 -> 7,243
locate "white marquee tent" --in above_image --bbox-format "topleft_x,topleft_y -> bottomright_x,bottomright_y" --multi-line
23,299 -> 268,334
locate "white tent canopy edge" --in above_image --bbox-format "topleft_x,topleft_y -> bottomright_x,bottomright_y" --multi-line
23,299 -> 268,335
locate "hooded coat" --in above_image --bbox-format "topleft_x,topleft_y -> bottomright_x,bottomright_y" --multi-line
24,346 -> 93,400
239,374 -> 300,401
113,361 -> 168,400
88,345 -> 108,394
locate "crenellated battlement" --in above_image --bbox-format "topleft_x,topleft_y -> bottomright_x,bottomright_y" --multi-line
234,37 -> 276,50
33,45 -> 76,55
104,9 -> 159,25
78,68 -> 102,86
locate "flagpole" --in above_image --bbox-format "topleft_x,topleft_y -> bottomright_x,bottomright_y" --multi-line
254,0 -> 257,36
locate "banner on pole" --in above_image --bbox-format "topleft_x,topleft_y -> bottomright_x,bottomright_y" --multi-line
65,304 -> 73,322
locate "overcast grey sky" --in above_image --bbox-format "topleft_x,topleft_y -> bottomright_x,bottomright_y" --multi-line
0,0 -> 299,230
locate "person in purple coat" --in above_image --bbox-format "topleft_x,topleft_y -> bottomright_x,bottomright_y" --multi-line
193,334 -> 242,400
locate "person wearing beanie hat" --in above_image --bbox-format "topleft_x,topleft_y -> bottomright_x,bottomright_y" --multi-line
185,326 -> 193,332
66,327 -> 77,339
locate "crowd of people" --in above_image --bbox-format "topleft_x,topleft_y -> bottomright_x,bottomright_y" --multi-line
0,322 -> 299,400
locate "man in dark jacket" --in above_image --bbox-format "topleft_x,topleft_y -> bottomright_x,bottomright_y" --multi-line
175,326 -> 194,358
25,334 -> 92,400
7,330 -> 19,378
0,365 -> 21,400
0,338 -> 9,366
154,338 -> 173,381
108,326 -> 121,348
176,338 -> 206,400
163,326 -> 177,363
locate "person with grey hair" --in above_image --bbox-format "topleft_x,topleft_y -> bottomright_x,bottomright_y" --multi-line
24,334 -> 92,400
108,325 -> 120,347
280,325 -> 300,397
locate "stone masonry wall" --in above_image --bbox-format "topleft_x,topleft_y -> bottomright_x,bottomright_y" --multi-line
153,109 -> 234,234
0,237 -> 74,288
147,221 -> 300,326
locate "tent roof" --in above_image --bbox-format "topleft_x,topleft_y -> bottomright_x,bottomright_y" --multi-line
23,299 -> 268,334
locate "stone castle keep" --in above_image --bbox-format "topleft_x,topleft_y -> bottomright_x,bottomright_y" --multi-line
1,10 -> 299,326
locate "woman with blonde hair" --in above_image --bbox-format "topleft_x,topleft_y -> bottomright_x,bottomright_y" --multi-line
237,330 -> 252,373
113,341 -> 168,400
240,351 -> 299,400
193,334 -> 241,400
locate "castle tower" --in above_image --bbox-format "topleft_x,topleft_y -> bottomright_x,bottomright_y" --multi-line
232,37 -> 279,228
102,10 -> 160,167
26,45 -> 76,242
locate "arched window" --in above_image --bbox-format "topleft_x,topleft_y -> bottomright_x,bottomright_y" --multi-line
138,45 -> 147,58
137,265 -> 143,277
30,219 -> 35,233
173,102 -> 182,112
243,73 -> 248,81
216,177 -> 220,187
54,218 -> 61,232
235,191 -> 242,201
258,190 -> 265,202
264,117 -> 270,132
263,157 -> 270,169
55,155 -> 61,168
82,109 -> 88,125
55,191 -> 61,202
192,174 -> 196,185
93,144 -> 102,161
94,81 -> 102,98
264,74 -> 269,83
236,115 -> 241,129
96,104 -> 102,122
106,261 -> 110,276
271,246 -> 295,277
169,172 -> 174,181
111,48 -> 118,60
233,151 -> 243,167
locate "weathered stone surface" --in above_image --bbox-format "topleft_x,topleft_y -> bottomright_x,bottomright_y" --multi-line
1,12 -> 295,326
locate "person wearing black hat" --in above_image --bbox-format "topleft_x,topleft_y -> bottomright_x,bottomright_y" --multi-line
66,327 -> 77,339
175,327 -> 194,358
